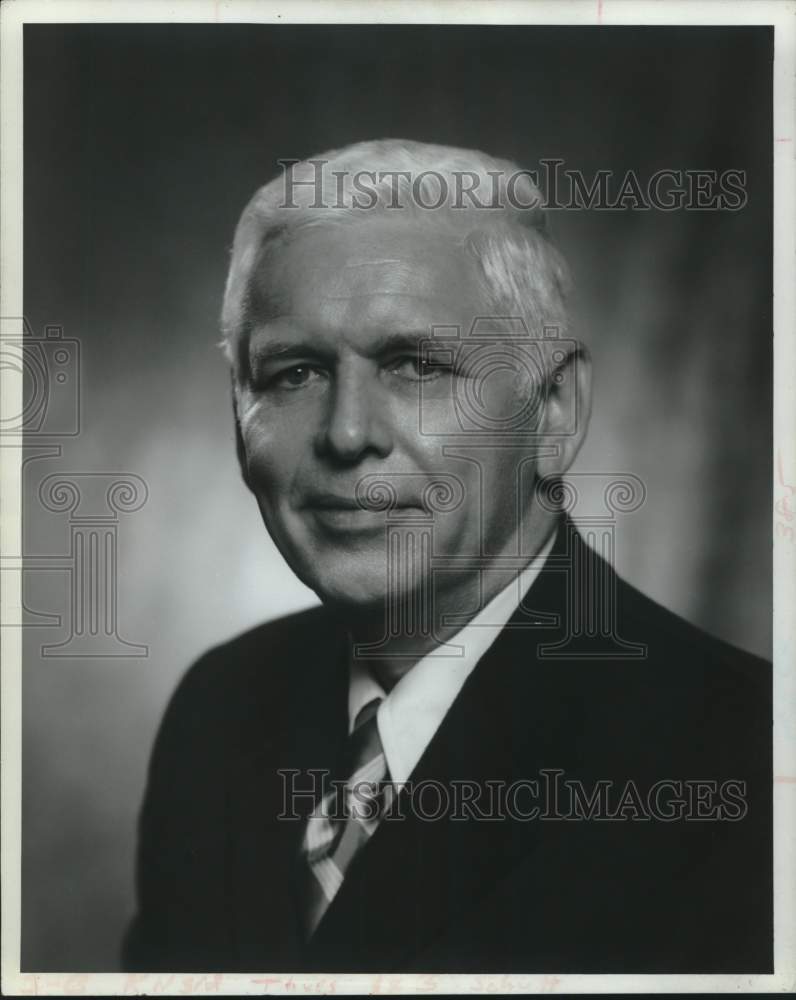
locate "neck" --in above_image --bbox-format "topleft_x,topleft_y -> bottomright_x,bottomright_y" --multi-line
342,509 -> 560,691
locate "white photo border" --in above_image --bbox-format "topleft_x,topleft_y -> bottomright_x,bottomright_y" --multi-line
2,0 -> 793,994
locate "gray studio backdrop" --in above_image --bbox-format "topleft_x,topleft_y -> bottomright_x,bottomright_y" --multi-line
20,25 -> 771,969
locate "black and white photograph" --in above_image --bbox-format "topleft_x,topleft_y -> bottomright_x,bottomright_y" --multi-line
1,0 -> 794,994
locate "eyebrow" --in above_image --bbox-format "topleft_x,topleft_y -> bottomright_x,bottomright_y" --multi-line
248,329 -> 434,363
249,339 -> 319,361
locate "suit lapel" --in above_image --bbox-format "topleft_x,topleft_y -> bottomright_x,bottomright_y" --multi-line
304,516 -> 590,971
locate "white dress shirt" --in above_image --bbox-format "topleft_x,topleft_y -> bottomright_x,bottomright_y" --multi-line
347,530 -> 556,787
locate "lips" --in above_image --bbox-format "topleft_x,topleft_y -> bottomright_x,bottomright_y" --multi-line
307,493 -> 369,511
302,492 -> 423,533
304,491 -> 421,512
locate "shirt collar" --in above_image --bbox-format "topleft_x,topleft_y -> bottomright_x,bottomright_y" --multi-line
348,529 -> 557,785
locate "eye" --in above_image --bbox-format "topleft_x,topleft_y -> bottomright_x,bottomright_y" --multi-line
268,364 -> 324,390
386,355 -> 451,382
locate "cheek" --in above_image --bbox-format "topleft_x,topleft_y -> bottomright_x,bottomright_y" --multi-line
454,449 -> 536,540
481,449 -> 538,541
399,390 -> 458,439
238,404 -> 308,495
471,369 -> 543,433
404,370 -> 541,440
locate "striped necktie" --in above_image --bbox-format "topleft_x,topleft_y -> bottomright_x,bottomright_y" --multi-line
299,697 -> 392,937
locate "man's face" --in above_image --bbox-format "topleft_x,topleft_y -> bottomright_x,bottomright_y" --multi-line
234,218 -> 553,609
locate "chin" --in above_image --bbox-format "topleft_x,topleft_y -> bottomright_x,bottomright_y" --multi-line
316,591 -> 388,624
298,557 -> 426,618
289,549 -> 380,603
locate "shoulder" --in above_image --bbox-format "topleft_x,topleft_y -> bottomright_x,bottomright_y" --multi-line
175,603 -> 336,697
553,520 -> 769,699
151,604 -> 342,764
534,533 -> 772,773
553,526 -> 770,704
607,567 -> 771,763
616,568 -> 770,685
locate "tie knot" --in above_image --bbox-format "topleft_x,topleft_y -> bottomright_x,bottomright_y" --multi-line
346,697 -> 384,777
353,696 -> 382,732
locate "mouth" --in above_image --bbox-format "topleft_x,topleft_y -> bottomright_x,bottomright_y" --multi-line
302,492 -> 424,533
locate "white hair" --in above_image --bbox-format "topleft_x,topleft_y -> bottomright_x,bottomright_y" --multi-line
220,139 -> 573,371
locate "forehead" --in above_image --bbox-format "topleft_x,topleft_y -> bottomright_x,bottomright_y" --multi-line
249,218 -> 488,337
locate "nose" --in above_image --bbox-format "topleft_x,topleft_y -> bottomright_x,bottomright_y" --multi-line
317,363 -> 394,464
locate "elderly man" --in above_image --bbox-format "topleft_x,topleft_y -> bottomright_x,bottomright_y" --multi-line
124,140 -> 771,974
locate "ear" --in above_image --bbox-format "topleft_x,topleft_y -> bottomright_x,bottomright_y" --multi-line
231,376 -> 253,491
535,342 -> 592,479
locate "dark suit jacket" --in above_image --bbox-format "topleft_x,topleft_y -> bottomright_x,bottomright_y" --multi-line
123,517 -> 772,973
